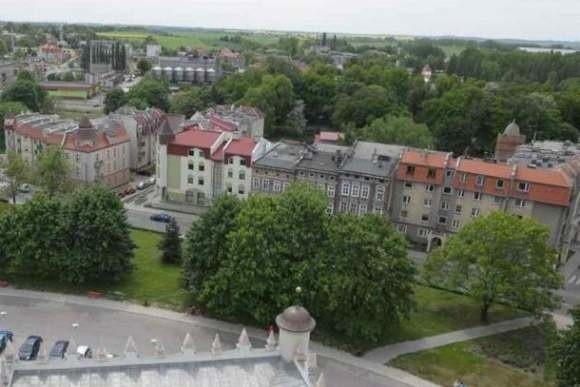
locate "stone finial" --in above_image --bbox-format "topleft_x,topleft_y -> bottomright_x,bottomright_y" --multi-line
265,329 -> 277,351
181,333 -> 196,354
236,328 -> 251,351
211,334 -> 222,355
315,373 -> 326,387
123,336 -> 138,358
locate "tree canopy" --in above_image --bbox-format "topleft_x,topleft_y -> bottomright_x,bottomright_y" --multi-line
553,308 -> 580,386
127,76 -> 170,111
104,88 -> 127,114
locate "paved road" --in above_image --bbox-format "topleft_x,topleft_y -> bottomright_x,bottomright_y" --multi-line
125,205 -> 196,233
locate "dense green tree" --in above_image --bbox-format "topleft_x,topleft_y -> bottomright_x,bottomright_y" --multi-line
104,88 -> 127,114
0,152 -> 29,204
300,65 -> 337,122
553,308 -> 580,386
159,218 -> 182,264
61,186 -> 134,283
279,37 -> 300,58
169,87 -> 211,117
136,58 -> 152,75
315,214 -> 416,341
35,147 -> 72,196
1,72 -> 46,111
424,212 -> 562,322
211,68 -> 263,104
357,115 -> 433,148
127,76 -> 170,111
333,85 -> 399,128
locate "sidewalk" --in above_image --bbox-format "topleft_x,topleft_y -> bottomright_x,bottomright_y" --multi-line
363,317 -> 534,363
0,287 -> 439,387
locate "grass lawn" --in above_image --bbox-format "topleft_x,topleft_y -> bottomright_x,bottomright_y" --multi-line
2,229 -> 190,310
48,90 -> 88,99
390,326 -> 555,387
315,285 -> 527,354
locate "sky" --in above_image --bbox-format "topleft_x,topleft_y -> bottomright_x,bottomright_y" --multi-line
1,0 -> 579,42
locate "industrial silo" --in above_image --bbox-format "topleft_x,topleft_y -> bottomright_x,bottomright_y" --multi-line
174,67 -> 184,82
185,67 -> 195,83
152,66 -> 162,79
206,68 -> 216,84
195,67 -> 205,84
163,66 -> 173,82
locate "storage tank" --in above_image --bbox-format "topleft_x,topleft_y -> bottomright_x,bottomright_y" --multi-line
195,67 -> 205,84
206,68 -> 216,84
174,67 -> 184,82
185,67 -> 195,83
163,66 -> 173,81
152,66 -> 162,79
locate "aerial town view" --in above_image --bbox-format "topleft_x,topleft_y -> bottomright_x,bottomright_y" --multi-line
0,0 -> 580,386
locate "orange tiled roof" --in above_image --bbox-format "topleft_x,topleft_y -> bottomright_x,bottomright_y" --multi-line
400,149 -> 450,168
515,166 -> 571,188
455,158 -> 513,179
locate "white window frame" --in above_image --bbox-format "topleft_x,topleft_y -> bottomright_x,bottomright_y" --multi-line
261,179 -> 270,190
518,182 -> 530,192
417,228 -> 429,238
471,207 -> 480,217
475,175 -> 485,186
341,182 -> 351,196
457,189 -> 465,198
252,178 -> 260,190
361,184 -> 370,199
441,200 -> 449,210
402,195 -> 411,208
425,184 -> 435,192
474,192 -> 482,201
351,183 -> 360,198
273,180 -> 282,193
515,199 -> 526,208
327,185 -> 336,198
496,179 -> 504,189
376,186 -> 385,201
452,219 -> 461,230
396,224 -> 407,233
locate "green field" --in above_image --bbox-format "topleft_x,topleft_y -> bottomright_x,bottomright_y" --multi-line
2,229 -> 190,309
48,90 -> 88,99
390,326 -> 554,387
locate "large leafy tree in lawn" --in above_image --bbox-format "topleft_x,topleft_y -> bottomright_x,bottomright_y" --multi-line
182,195 -> 243,294
315,214 -> 416,341
197,184 -> 328,324
0,152 -> 29,204
35,147 -> 72,196
553,308 -> 580,386
1,71 -> 47,112
0,194 -> 67,278
424,212 -> 562,323
61,186 -> 134,283
159,217 -> 182,265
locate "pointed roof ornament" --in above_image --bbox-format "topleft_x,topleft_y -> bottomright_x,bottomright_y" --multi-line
181,332 -> 196,354
211,334 -> 222,355
265,329 -> 277,351
123,336 -> 138,358
315,373 -> 327,387
236,328 -> 252,351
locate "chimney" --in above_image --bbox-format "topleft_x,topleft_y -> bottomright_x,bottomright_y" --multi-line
275,305 -> 316,362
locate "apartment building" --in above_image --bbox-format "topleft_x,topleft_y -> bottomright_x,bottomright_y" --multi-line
187,105 -> 265,139
392,149 -> 572,250
4,114 -> 130,188
157,126 -> 271,206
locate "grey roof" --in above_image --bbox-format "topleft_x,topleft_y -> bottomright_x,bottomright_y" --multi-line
276,306 -> 316,333
340,142 -> 405,178
10,351 -> 310,387
297,150 -> 339,174
255,142 -> 307,171
509,140 -> 580,168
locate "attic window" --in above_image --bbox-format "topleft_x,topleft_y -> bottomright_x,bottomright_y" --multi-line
427,168 -> 436,178
406,165 -> 415,175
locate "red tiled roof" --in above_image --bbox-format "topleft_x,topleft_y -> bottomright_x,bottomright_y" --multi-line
400,149 -> 450,168
455,158 -> 513,179
515,166 -> 571,188
225,137 -> 256,157
316,131 -> 343,143
171,128 -> 222,149
210,115 -> 237,132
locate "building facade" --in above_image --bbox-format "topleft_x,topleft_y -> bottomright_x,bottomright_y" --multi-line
4,114 -> 130,188
187,105 -> 265,139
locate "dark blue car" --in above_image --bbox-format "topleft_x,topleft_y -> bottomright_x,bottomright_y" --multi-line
0,331 -> 13,354
49,340 -> 69,359
150,213 -> 173,223
19,335 -> 43,361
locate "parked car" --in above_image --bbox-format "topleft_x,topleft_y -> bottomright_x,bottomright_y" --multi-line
137,177 -> 156,190
0,331 -> 13,354
49,340 -> 69,359
18,335 -> 43,361
76,345 -> 92,359
150,213 -> 173,223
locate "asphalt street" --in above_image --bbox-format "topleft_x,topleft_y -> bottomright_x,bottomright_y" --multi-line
125,205 -> 196,233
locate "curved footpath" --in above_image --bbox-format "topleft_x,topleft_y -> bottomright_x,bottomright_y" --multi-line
0,287 -> 437,387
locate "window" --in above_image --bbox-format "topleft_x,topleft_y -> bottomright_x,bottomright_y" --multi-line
188,161 -> 194,170
421,214 -> 430,223
424,198 -> 432,208
443,186 -> 452,195
518,182 -> 530,192
438,216 -> 447,225
476,175 -> 485,186
406,165 -> 415,175
452,219 -> 461,230
402,195 -> 411,207
240,158 -> 246,166
441,200 -> 449,210
404,182 -> 413,189
427,168 -> 436,178
358,203 -> 368,215
253,178 -> 260,190
425,184 -> 435,192
261,179 -> 270,190
238,185 -> 245,195
361,185 -> 370,199
460,173 -> 467,183
474,192 -> 482,201
309,172 -> 314,178
273,180 -> 282,192
239,171 -> 246,180
376,186 -> 385,201
340,201 -> 348,213
341,182 -> 351,196
189,149 -> 195,157
327,185 -> 335,197
187,175 -> 194,184
400,210 -> 408,218
351,183 -> 360,197
515,199 -> 526,208
471,207 -> 480,217
198,162 -> 205,172
374,206 -> 384,215
283,182 -> 289,191
455,205 -> 463,214
228,158 -> 234,164
457,189 -> 465,198
326,204 -> 334,215
226,184 -> 233,194
446,170 -> 454,178
496,179 -> 504,189
349,202 -> 358,213
418,228 -> 429,238
396,224 -> 407,233
227,169 -> 233,178
198,177 -> 204,186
